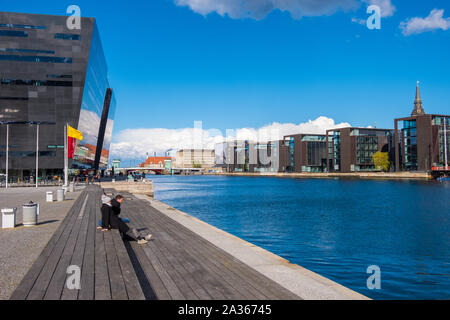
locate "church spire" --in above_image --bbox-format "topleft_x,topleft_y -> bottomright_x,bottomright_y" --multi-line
412,81 -> 426,116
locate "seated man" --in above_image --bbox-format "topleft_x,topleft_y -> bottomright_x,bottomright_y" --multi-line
108,195 -> 152,245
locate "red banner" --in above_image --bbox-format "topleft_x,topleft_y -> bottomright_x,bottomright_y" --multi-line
68,137 -> 76,159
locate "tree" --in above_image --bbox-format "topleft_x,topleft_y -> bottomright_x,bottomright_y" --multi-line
372,151 -> 391,172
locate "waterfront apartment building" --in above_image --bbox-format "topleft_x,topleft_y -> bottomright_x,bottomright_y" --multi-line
175,149 -> 215,169
0,12 -> 116,179
222,140 -> 287,173
326,127 -> 394,173
394,83 -> 450,172
283,134 -> 329,173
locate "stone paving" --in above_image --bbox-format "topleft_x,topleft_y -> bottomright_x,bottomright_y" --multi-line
0,186 -> 83,300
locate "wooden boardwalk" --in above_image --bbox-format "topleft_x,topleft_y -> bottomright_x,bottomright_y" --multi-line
11,185 -> 300,300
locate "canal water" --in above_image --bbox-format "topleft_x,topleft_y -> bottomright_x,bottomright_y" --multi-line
149,175 -> 449,300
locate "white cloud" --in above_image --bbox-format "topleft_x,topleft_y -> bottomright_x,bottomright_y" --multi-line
351,0 -> 395,26
174,0 -> 359,20
362,0 -> 395,18
110,116 -> 351,159
400,9 -> 450,36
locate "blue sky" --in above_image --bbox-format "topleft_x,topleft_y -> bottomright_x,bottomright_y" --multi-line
2,0 -> 450,158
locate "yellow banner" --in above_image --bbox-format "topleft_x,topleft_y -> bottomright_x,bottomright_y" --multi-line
68,126 -> 83,141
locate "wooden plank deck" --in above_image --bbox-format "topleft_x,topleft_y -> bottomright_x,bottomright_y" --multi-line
107,190 -> 301,300
11,185 -> 300,300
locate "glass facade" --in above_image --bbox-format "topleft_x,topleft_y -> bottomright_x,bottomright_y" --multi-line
74,23 -> 116,170
402,120 -> 418,170
0,12 -> 116,179
434,116 -> 450,166
333,132 -> 341,170
355,136 -> 378,170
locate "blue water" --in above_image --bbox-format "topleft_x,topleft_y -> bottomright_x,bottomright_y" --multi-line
150,175 -> 450,300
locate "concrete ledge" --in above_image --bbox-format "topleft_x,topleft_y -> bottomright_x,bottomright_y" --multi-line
101,181 -> 154,198
208,172 -> 431,180
134,194 -> 370,300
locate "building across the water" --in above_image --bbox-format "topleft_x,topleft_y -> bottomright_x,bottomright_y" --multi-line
0,12 -> 116,180
175,149 -> 215,169
283,134 -> 329,173
326,127 -> 394,173
394,82 -> 450,172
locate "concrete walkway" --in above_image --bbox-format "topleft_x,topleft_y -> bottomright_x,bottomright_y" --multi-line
0,187 -> 82,300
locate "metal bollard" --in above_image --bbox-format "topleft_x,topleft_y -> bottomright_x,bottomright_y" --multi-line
56,189 -> 65,202
22,202 -> 39,227
46,191 -> 54,203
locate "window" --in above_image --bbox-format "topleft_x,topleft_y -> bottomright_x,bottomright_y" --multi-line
0,23 -> 45,29
1,78 -> 73,87
47,74 -> 73,79
0,48 -> 55,54
0,55 -> 72,63
356,136 -> 378,166
0,96 -> 28,100
54,33 -> 81,40
0,30 -> 28,37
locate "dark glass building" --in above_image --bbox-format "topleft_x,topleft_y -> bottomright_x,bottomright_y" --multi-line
0,12 -> 116,180
394,83 -> 449,172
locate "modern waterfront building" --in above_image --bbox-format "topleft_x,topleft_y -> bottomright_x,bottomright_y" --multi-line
394,83 -> 450,172
0,12 -> 116,180
326,127 -> 394,173
283,134 -> 329,173
222,140 -> 287,173
175,149 -> 215,169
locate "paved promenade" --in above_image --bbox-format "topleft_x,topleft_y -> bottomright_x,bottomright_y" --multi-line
9,185 -> 368,300
0,187 -> 82,300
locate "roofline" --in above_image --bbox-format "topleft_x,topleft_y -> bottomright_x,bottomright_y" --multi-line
326,127 -> 393,132
0,11 -> 96,21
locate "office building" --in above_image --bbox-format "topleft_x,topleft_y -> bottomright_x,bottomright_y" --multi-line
0,12 -> 116,179
326,127 -> 394,173
394,83 -> 450,171
175,149 -> 215,169
283,134 -> 329,173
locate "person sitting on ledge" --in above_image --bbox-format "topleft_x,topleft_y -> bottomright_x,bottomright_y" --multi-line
100,194 -> 152,245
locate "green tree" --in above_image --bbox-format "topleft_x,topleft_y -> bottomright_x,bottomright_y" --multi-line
372,151 -> 391,172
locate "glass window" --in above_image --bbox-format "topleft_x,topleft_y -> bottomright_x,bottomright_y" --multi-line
1,78 -> 73,87
54,33 -> 81,40
0,30 -> 28,37
0,48 -> 54,54
0,55 -> 72,63
0,23 -> 45,29
46,74 -> 73,79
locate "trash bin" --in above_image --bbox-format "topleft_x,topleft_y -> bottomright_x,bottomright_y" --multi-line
69,183 -> 74,193
46,191 -> 54,203
2,208 -> 17,229
56,189 -> 65,202
22,202 -> 39,227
